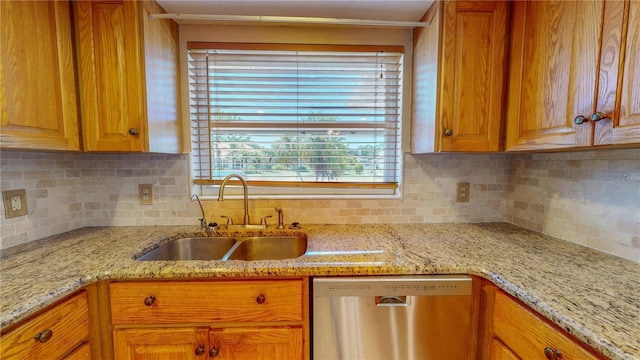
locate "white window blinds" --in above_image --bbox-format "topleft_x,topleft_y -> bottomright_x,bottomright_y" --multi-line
188,42 -> 403,196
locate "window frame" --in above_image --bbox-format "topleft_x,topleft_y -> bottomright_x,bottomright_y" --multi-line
179,26 -> 413,200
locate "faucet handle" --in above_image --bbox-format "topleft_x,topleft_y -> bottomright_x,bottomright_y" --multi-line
220,215 -> 233,225
260,215 -> 273,225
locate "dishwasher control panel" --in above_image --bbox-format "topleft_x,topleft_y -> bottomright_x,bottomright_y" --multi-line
313,275 -> 472,297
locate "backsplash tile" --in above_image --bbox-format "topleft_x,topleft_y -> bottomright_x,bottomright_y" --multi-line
1,148 -> 638,263
507,148 -> 640,262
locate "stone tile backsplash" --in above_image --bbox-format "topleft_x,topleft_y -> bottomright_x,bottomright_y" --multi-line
507,148 -> 640,263
1,148 -> 638,263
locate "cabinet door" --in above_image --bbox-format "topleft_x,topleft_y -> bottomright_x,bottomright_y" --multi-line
506,1 -> 604,151
113,328 -> 209,360
593,0 -> 640,145
73,0 -> 147,152
491,289 -> 599,360
0,292 -> 89,360
439,0 -> 507,151
0,1 -> 80,150
210,327 -> 303,360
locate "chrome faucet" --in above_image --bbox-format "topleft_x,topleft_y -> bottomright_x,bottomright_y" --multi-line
190,194 -> 206,230
217,174 -> 250,225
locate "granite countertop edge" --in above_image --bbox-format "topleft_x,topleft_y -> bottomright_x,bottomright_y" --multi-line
1,223 -> 638,360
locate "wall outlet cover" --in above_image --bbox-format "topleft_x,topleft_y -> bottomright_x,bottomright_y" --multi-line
456,182 -> 470,203
139,184 -> 153,205
3,189 -> 28,218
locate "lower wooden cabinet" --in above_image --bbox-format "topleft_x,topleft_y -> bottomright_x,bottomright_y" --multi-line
113,326 -> 303,360
210,327 -> 303,360
113,327 -> 208,359
479,283 -> 602,360
109,278 -> 308,360
0,291 -> 90,360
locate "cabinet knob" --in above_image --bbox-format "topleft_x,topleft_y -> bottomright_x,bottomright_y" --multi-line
128,128 -> 139,136
444,129 -> 453,136
33,329 -> 53,343
209,346 -> 219,358
195,344 -> 205,356
573,115 -> 588,125
544,347 -> 563,360
144,295 -> 156,306
256,293 -> 266,304
590,112 -> 609,122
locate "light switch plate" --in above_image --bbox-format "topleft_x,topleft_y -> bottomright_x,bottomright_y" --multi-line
139,184 -> 153,205
3,189 -> 28,218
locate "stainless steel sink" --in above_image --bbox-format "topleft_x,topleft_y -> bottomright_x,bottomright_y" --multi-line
223,236 -> 308,261
137,237 -> 236,261
137,235 -> 307,261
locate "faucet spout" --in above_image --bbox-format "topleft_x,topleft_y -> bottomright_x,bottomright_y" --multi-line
191,194 -> 206,230
218,174 -> 250,225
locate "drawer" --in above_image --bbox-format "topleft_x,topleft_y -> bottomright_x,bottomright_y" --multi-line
110,279 -> 304,325
0,291 -> 90,360
492,290 -> 599,360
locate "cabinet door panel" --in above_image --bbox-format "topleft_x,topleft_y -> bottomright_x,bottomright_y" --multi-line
74,0 -> 146,151
440,0 -> 507,151
110,280 -> 303,325
210,327 -> 303,360
0,1 -> 79,150
612,0 -> 640,144
507,1 -> 603,150
0,292 -> 89,360
492,290 -> 598,360
113,328 -> 209,360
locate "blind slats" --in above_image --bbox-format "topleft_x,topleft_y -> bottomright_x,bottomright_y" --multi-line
188,45 -> 403,191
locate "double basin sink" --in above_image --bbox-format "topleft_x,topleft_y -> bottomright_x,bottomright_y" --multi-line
137,235 -> 307,261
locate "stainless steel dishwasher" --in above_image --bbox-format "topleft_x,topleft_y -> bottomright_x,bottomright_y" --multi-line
312,275 -> 473,359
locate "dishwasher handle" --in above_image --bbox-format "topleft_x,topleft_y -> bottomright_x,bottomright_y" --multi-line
375,295 -> 409,306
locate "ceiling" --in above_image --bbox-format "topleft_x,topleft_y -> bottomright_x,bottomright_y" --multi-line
156,0 -> 434,24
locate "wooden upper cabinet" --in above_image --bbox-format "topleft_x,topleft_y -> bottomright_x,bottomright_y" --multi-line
507,0 -> 640,151
73,0 -> 183,153
593,0 -> 640,146
506,0 -> 603,151
0,1 -> 80,151
412,0 -> 508,153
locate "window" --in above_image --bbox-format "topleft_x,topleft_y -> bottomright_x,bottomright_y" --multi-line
188,42 -> 404,198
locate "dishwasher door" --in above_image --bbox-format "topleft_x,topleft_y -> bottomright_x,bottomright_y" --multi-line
312,275 -> 473,360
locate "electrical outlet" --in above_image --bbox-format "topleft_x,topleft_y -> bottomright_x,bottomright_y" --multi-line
456,182 -> 470,203
3,189 -> 28,218
139,184 -> 153,205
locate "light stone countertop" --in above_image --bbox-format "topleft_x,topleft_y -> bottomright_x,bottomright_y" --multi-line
0,223 -> 638,360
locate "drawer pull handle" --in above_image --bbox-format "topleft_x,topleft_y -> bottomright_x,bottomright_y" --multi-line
144,295 -> 156,306
128,128 -> 139,136
210,346 -> 219,357
256,293 -> 266,304
574,115 -> 588,125
195,344 -> 205,356
544,347 -> 563,360
590,112 -> 609,122
34,329 -> 53,343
